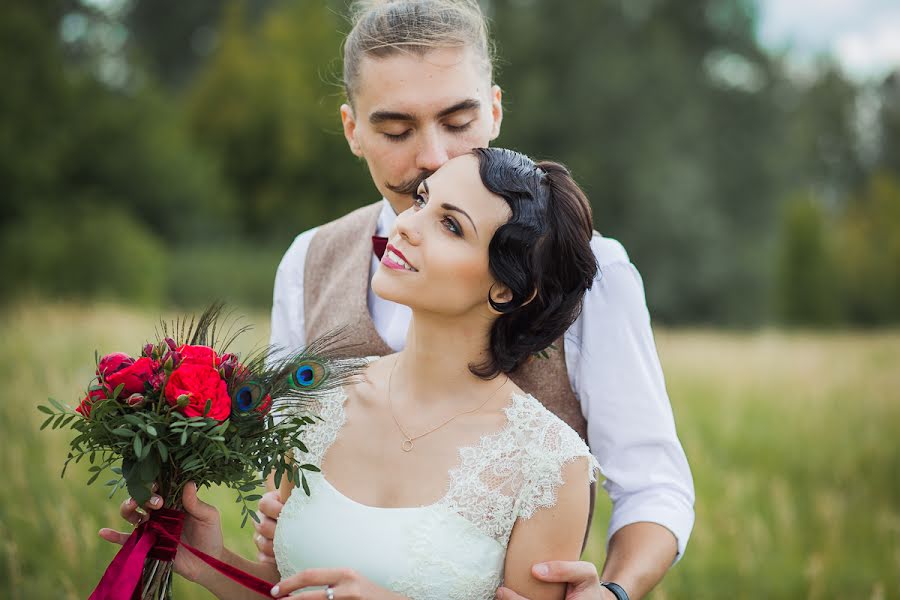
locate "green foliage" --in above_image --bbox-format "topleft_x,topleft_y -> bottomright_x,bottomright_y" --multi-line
2,0 -> 898,323
0,205 -> 167,305
165,243 -> 285,309
185,1 -> 372,240
836,174 -> 900,324
775,195 -> 840,325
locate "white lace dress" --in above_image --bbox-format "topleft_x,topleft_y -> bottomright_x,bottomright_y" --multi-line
273,388 -> 599,600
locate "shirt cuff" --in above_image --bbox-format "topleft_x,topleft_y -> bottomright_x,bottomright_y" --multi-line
606,493 -> 695,563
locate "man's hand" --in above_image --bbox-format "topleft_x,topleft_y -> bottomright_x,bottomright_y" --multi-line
253,489 -> 285,563
496,561 -> 615,600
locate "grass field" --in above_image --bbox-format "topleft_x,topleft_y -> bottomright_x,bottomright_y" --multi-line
1,302 -> 898,599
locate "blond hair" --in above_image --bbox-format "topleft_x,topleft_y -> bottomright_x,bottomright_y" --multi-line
343,0 -> 495,103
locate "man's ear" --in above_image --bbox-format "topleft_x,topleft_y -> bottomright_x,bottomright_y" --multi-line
341,103 -> 363,157
489,84 -> 503,142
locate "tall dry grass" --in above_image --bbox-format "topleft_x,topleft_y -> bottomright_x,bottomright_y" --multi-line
2,302 -> 898,599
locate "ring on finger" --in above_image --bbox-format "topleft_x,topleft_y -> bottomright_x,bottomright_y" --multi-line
326,585 -> 335,600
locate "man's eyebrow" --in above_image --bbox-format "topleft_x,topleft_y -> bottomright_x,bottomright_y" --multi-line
441,202 -> 478,236
435,98 -> 481,119
369,99 -> 481,125
369,110 -> 415,125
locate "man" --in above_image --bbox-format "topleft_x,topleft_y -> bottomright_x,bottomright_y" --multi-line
108,2 -> 692,597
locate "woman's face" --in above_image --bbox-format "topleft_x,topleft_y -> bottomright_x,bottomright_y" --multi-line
371,154 -> 511,319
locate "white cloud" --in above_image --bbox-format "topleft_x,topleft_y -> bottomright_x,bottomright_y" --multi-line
757,0 -> 900,79
835,18 -> 900,79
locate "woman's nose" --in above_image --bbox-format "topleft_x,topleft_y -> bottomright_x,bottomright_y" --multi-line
393,207 -> 423,245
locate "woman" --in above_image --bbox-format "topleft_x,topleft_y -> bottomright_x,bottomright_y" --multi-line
103,148 -> 601,600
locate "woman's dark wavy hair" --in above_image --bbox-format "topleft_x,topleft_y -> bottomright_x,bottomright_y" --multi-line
470,147 -> 598,379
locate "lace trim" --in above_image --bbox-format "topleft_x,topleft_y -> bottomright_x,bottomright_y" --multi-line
286,389 -> 598,548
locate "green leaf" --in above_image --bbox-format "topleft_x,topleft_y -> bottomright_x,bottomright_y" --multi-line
145,425 -> 158,438
40,416 -> 54,430
48,397 -> 67,412
157,443 -> 168,462
299,464 -> 320,472
133,435 -> 143,458
239,482 -> 257,492
180,428 -> 188,446
301,472 -> 310,496
37,405 -> 54,415
244,494 -> 262,502
126,478 -> 151,505
112,428 -> 136,438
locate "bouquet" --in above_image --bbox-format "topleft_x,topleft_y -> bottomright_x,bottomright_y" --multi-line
38,303 -> 365,599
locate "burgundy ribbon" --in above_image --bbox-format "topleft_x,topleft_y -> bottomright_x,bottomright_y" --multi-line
89,507 -> 275,599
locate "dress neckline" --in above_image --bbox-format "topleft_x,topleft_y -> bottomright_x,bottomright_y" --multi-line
316,387 -> 539,512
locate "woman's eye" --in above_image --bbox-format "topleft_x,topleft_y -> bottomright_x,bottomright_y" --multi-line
383,130 -> 412,142
412,193 -> 427,209
442,216 -> 461,236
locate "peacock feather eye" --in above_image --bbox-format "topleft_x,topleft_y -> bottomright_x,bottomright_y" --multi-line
233,381 -> 265,412
290,360 -> 327,389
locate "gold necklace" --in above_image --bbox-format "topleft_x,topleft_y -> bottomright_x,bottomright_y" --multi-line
387,356 -> 510,452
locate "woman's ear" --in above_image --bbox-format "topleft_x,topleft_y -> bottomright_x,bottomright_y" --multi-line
488,283 -> 514,313
489,284 -> 537,312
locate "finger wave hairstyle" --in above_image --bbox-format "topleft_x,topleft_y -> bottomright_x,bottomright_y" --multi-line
471,148 -> 598,379
343,0 -> 495,104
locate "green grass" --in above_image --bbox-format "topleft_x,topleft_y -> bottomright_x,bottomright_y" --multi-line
2,302 -> 898,599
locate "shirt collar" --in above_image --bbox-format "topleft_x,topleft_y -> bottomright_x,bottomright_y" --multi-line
375,198 -> 397,237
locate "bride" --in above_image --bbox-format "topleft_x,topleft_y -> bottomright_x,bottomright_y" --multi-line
103,147 -> 601,600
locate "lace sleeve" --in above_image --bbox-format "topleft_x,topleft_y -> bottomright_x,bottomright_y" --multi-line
515,415 -> 600,521
285,387 -> 348,468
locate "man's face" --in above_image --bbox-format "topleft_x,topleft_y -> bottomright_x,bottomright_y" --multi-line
341,46 -> 503,212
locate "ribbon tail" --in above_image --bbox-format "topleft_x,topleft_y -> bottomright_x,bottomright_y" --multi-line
177,539 -> 275,597
89,525 -> 157,600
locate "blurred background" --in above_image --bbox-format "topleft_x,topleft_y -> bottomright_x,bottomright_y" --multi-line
1,0 -> 898,598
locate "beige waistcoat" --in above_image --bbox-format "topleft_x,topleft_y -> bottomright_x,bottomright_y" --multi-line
303,201 -> 595,544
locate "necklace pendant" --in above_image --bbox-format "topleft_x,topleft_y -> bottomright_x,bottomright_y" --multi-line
401,439 -> 414,452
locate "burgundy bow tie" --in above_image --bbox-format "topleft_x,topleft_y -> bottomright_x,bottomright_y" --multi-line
372,235 -> 388,260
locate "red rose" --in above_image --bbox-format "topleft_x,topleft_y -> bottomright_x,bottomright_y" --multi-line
76,385 -> 111,419
177,344 -> 219,368
106,357 -> 159,397
164,362 -> 231,421
97,353 -> 135,378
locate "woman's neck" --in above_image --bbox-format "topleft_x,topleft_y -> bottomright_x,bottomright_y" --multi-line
394,311 -> 496,407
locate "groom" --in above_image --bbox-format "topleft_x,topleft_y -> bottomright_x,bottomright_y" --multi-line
256,2 -> 694,598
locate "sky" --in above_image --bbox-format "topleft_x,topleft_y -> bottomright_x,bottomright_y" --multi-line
756,0 -> 900,80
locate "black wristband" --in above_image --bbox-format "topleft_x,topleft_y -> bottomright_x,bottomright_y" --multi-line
599,581 -> 630,600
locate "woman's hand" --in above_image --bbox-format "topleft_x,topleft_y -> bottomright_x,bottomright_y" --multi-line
98,481 -> 225,584
270,568 -> 404,599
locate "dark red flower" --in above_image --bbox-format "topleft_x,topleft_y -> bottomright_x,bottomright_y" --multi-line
164,362 -> 230,421
97,353 -> 135,379
76,385 -> 111,419
218,353 -> 239,379
106,357 -> 159,397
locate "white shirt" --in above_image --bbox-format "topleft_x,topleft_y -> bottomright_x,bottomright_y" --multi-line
270,200 -> 695,559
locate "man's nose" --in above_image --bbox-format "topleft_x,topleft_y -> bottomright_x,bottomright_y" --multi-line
415,128 -> 450,172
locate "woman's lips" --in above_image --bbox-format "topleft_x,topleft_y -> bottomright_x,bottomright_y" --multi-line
382,244 -> 418,272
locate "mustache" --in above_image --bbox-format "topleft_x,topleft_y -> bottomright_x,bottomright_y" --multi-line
386,170 -> 434,196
